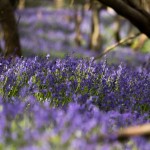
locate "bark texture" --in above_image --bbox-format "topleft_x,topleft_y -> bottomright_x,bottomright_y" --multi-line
0,0 -> 21,57
89,0 -> 102,51
98,0 -> 150,38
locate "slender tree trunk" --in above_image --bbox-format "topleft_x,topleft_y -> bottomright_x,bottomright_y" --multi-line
89,8 -> 101,51
0,0 -> 21,57
89,1 -> 102,51
114,15 -> 122,42
18,0 -> 25,10
74,6 -> 84,46
54,0 -> 64,9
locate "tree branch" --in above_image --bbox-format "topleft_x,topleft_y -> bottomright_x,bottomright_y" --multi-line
94,32 -> 141,61
116,123 -> 150,141
98,0 -> 150,38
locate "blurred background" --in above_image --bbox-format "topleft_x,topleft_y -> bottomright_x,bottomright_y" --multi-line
0,0 -> 150,64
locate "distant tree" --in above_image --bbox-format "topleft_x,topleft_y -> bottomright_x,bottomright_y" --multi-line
74,4 -> 84,46
54,0 -> 64,9
73,0 -> 103,51
89,0 -> 103,51
0,0 -> 21,57
18,0 -> 25,9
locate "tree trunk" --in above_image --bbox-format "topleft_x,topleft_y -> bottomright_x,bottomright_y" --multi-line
89,8 -> 101,51
74,6 -> 84,46
18,0 -> 25,10
0,44 -> 2,54
89,0 -> 103,51
0,26 -> 3,53
114,15 -> 122,42
0,0 -> 21,57
54,0 -> 64,9
8,0 -> 19,9
98,0 -> 150,38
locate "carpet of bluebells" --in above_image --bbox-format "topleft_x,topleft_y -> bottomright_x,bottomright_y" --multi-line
0,55 -> 149,150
